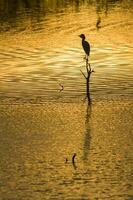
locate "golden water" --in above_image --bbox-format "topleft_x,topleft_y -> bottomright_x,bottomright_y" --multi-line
0,1 -> 133,200
0,100 -> 133,200
0,0 -> 133,102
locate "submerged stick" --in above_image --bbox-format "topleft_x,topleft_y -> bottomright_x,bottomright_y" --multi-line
72,153 -> 77,164
72,153 -> 77,170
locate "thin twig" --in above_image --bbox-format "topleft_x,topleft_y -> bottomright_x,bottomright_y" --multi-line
86,59 -> 89,74
80,70 -> 87,79
88,63 -> 91,71
59,83 -> 64,92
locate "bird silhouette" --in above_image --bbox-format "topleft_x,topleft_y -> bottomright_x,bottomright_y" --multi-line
79,34 -> 90,59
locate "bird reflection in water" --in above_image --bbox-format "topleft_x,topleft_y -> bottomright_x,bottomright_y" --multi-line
96,15 -> 101,30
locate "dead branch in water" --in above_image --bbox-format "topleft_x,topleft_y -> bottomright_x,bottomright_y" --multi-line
80,58 -> 94,103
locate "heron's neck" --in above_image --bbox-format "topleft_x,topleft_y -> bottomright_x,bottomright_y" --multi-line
82,38 -> 85,42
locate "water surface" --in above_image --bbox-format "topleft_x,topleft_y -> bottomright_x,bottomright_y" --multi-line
0,0 -> 133,102
0,100 -> 133,200
0,45 -> 133,103
0,1 -> 133,200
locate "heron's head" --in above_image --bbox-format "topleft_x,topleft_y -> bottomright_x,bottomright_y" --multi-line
79,34 -> 86,40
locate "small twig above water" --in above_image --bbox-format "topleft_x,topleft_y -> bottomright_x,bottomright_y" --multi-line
58,83 -> 64,92
80,69 -> 87,79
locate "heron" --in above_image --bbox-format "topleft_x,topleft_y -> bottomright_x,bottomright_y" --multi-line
79,34 -> 90,59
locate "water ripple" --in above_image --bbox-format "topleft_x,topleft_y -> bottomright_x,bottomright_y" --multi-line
0,45 -> 132,103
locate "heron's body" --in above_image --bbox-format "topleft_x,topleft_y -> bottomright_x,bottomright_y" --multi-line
82,40 -> 90,56
79,34 -> 90,57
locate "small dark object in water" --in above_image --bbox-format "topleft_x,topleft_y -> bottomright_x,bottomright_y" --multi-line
65,158 -> 68,163
96,16 -> 101,29
79,34 -> 90,57
59,83 -> 64,92
72,153 -> 77,164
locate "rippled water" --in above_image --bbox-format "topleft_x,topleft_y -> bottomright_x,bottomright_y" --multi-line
0,0 -> 133,103
0,1 -> 133,200
0,45 -> 133,103
0,100 -> 133,200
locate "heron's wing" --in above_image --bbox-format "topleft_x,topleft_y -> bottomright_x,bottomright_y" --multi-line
83,41 -> 90,56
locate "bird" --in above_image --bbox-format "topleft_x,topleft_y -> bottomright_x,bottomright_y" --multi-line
79,34 -> 90,59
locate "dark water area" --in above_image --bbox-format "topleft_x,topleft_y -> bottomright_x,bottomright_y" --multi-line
0,1 -> 133,200
0,0 -> 133,103
0,0 -> 133,35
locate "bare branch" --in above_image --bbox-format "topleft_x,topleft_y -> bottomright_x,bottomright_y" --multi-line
88,63 -> 91,71
86,60 -> 89,74
80,70 -> 87,79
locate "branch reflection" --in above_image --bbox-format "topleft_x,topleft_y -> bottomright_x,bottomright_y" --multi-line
83,97 -> 92,162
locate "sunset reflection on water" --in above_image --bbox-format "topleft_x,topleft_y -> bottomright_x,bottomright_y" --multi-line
0,1 -> 133,200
